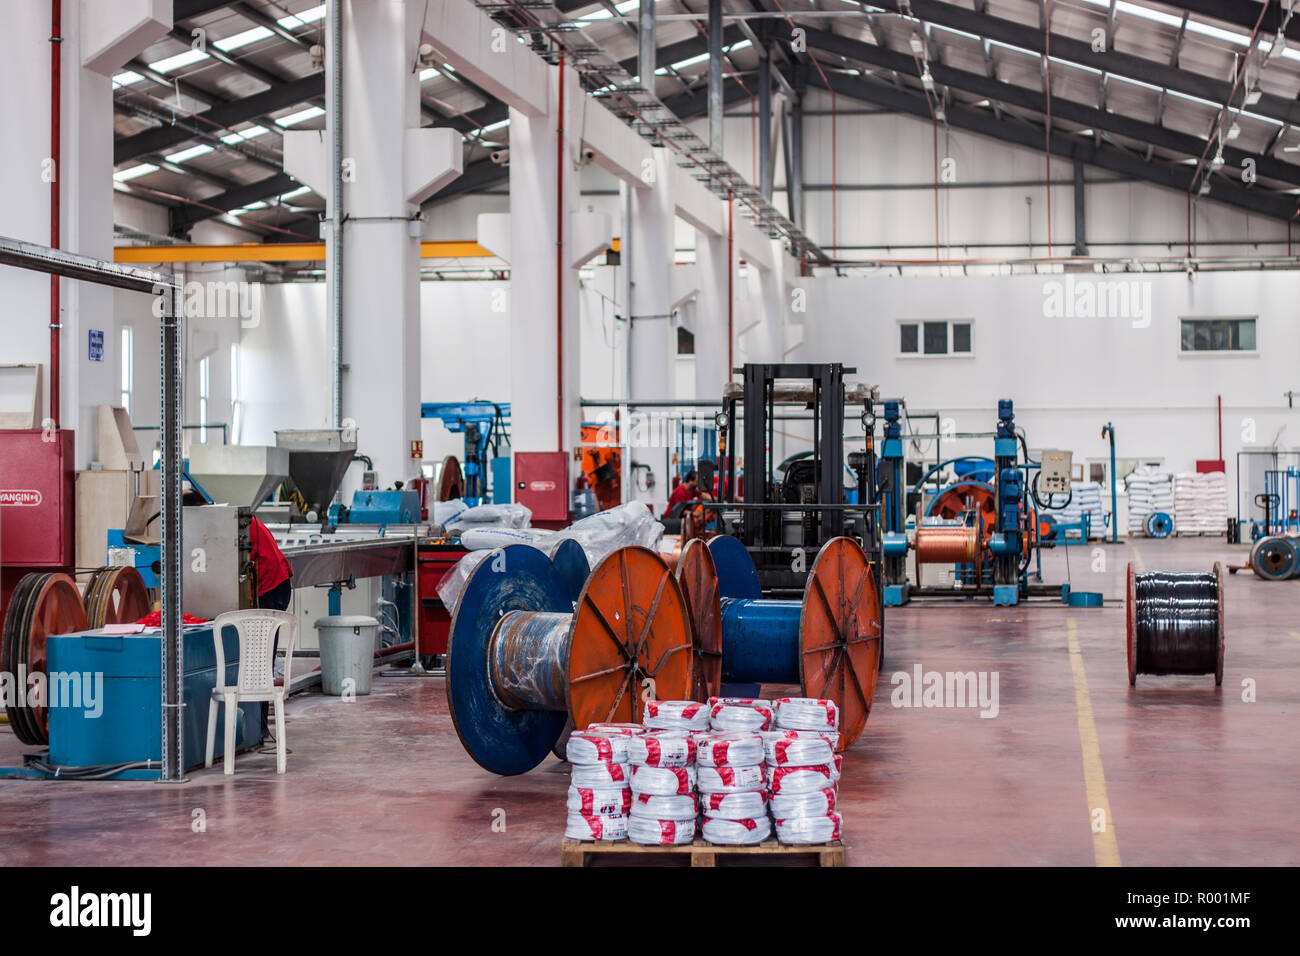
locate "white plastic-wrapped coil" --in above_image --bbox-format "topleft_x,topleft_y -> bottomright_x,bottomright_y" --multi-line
767,763 -> 838,794
774,697 -> 839,731
565,811 -> 629,842
770,787 -> 837,818
626,731 -> 696,767
702,816 -> 772,846
708,696 -> 773,708
775,812 -> 841,844
764,732 -> 835,766
695,731 -> 765,767
642,699 -> 711,731
629,792 -> 699,820
629,764 -> 697,795
697,764 -> 766,793
708,701 -> 774,732
628,816 -> 696,845
565,731 -> 630,765
584,722 -> 646,736
570,761 -> 631,788
701,789 -> 769,819
566,786 -> 632,816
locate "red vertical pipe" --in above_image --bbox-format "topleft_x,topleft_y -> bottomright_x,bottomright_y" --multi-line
556,55 -> 565,454
50,0 -> 62,427
1217,394 -> 1223,462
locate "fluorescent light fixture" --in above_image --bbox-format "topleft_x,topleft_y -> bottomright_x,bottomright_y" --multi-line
113,164 -> 159,182
275,105 -> 325,127
578,0 -> 638,22
149,47 -> 209,73
277,4 -> 326,29
220,124 -> 269,144
670,52 -> 710,70
230,201 -> 269,216
480,119 -> 509,133
419,67 -> 440,81
281,185 -> 313,199
112,70 -> 144,88
164,144 -> 214,164
214,25 -> 272,53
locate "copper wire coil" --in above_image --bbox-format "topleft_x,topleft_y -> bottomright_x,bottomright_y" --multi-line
914,526 -> 980,566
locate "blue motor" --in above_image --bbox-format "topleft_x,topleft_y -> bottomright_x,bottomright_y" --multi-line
998,467 -> 1023,532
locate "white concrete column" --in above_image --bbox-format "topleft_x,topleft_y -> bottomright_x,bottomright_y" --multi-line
0,0 -> 168,468
628,148 -> 676,401
507,61 -> 582,458
693,228 -> 731,402
285,0 -> 460,494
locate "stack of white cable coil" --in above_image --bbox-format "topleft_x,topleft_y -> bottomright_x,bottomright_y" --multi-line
696,730 -> 771,845
763,713 -> 843,845
565,730 -> 631,841
629,729 -> 698,845
707,696 -> 774,732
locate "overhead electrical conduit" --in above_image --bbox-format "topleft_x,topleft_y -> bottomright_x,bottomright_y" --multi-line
50,0 -> 62,427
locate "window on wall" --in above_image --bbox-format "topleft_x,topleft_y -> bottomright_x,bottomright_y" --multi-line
120,327 -> 133,414
199,356 -> 210,444
230,344 -> 242,444
1180,317 -> 1257,353
677,327 -> 695,355
899,320 -> 973,356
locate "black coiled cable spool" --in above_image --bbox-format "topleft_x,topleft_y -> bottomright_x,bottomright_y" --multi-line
1126,564 -> 1224,687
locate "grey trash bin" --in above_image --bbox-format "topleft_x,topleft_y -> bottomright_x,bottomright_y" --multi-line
315,615 -> 379,696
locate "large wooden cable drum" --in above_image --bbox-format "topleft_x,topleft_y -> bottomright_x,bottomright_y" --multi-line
676,539 -> 723,701
1,572 -> 88,744
446,544 -> 693,775
679,536 -> 883,748
83,566 -> 151,629
1126,563 -> 1225,687
438,455 -> 464,501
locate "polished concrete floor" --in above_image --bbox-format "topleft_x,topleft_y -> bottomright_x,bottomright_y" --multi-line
0,536 -> 1294,866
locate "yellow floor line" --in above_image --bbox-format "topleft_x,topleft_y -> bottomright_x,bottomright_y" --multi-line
1066,618 -> 1122,867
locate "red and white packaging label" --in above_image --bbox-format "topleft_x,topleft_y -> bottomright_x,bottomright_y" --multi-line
697,764 -> 766,793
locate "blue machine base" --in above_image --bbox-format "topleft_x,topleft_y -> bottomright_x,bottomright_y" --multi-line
992,585 -> 1019,606
1069,591 -> 1104,608
884,583 -> 910,607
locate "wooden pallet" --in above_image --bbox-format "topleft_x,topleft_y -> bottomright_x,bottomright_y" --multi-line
561,837 -> 845,868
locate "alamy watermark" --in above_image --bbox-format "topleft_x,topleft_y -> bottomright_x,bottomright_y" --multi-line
890,664 -> 1000,718
152,280 -> 261,328
1042,275 -> 1152,328
1,668 -> 104,718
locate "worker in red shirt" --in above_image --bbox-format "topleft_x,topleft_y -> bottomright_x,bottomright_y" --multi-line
667,470 -> 712,515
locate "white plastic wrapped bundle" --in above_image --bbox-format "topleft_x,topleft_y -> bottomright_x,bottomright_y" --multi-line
565,810 -> 629,842
770,787 -> 837,818
543,501 -> 666,569
430,499 -> 468,527
697,764 -> 766,793
458,526 -> 552,551
584,722 -> 646,736
709,701 -> 774,732
630,792 -> 698,820
567,786 -> 632,816
444,502 -> 533,533
629,764 -> 697,795
628,816 -> 696,845
570,761 -> 631,788
774,697 -> 839,731
565,731 -> 629,765
642,699 -> 711,731
775,812 -> 841,845
768,763 -> 837,794
701,789 -> 769,819
764,732 -> 835,767
627,732 -> 696,767
695,732 -> 764,767
702,816 -> 771,845
434,549 -> 493,610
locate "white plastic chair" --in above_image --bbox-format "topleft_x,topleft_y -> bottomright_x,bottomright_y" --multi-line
205,610 -> 297,774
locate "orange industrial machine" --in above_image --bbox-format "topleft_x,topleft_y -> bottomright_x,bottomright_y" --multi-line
578,423 -> 622,512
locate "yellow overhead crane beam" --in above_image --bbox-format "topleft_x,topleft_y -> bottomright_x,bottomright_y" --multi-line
114,238 -> 621,264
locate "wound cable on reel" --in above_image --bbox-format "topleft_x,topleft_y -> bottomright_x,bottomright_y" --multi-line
1126,564 -> 1225,687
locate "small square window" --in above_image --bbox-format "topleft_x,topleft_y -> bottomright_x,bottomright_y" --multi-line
900,324 -> 918,354
952,323 -> 972,353
677,327 -> 695,355
923,322 -> 947,354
